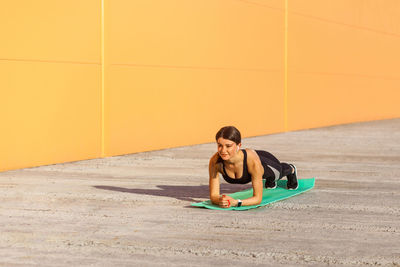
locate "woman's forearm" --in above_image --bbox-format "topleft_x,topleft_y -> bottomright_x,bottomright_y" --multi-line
210,195 -> 220,205
236,196 -> 262,206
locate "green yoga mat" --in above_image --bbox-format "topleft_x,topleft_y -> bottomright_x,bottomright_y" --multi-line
191,178 -> 315,210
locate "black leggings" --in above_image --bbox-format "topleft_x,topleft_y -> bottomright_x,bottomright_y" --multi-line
255,150 -> 293,182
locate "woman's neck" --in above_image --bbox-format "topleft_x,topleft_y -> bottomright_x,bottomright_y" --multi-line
225,149 -> 243,165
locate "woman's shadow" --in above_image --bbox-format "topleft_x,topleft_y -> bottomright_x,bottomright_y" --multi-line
93,182 -> 252,202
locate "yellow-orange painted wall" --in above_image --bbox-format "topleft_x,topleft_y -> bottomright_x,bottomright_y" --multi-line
1,0 -> 400,172
287,0 -> 400,130
105,0 -> 285,156
0,0 -> 102,171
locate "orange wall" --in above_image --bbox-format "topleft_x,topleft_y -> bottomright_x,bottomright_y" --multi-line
0,0 -> 102,171
287,0 -> 400,130
1,0 -> 399,171
105,0 -> 285,156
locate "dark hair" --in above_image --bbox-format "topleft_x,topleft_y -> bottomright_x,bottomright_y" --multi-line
215,126 -> 241,144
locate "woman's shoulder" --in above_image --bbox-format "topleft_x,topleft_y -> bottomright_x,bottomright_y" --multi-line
209,152 -> 223,173
243,149 -> 262,165
243,148 -> 257,158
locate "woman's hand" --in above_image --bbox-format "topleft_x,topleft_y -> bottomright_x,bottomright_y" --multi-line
219,195 -> 236,208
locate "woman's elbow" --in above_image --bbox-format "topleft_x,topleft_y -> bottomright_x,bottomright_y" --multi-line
210,194 -> 220,205
255,196 -> 262,205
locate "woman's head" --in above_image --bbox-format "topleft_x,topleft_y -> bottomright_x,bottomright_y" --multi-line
215,126 -> 241,144
215,126 -> 242,161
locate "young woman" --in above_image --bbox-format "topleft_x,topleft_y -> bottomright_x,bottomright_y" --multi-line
209,126 -> 298,209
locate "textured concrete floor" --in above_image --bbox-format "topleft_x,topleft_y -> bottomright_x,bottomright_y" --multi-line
1,119 -> 399,266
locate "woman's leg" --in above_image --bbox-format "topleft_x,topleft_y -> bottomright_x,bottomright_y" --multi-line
257,155 -> 282,188
256,150 -> 297,189
256,150 -> 292,179
280,162 -> 293,178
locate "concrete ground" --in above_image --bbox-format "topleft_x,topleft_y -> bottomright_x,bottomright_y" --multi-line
1,119 -> 399,266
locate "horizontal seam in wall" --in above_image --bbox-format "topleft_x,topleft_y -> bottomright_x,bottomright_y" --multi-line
110,63 -> 281,73
0,58 -> 101,65
233,0 -> 284,12
293,71 -> 400,81
291,11 -> 400,38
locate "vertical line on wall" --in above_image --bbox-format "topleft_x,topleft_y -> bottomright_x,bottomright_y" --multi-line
101,0 -> 105,157
284,0 -> 288,132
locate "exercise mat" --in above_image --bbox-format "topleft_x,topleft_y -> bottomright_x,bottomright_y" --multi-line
191,178 -> 315,210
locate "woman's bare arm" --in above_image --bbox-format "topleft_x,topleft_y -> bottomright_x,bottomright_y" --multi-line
242,150 -> 263,205
209,153 -> 221,205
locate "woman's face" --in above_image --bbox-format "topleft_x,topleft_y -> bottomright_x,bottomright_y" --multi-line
217,137 -> 241,161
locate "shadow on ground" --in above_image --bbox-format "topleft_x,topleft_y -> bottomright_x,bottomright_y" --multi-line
93,183 -> 252,202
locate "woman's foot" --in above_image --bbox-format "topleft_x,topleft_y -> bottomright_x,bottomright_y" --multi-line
287,164 -> 298,190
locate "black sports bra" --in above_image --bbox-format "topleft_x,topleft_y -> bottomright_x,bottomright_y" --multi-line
220,149 -> 252,184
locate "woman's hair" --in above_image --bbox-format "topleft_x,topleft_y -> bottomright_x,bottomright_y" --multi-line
215,126 -> 241,144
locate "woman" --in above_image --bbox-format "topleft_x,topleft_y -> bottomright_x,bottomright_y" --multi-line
209,126 -> 298,208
